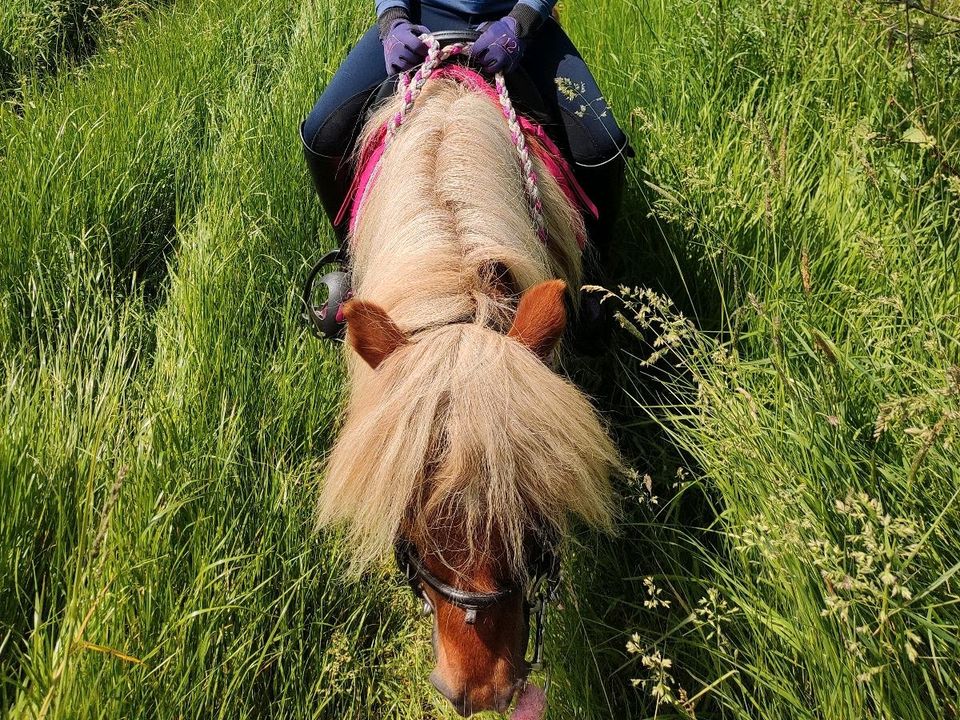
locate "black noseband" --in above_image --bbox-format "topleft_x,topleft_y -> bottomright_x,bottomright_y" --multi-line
394,539 -> 560,673
395,541 -> 516,624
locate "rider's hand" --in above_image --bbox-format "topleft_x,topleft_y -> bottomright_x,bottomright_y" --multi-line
471,17 -> 524,75
378,10 -> 429,75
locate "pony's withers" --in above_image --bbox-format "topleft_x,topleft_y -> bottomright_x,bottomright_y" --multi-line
318,78 -> 618,578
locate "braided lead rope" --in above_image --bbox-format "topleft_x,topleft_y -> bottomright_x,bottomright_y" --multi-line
385,39 -> 470,142
492,72 -> 547,243
374,35 -> 547,243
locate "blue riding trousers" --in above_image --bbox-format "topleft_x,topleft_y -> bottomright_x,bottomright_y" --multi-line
300,2 -> 630,167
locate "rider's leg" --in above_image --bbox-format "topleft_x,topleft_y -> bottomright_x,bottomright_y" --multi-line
301,3 -> 485,239
515,23 -> 631,350
515,19 -> 631,265
301,25 -> 387,240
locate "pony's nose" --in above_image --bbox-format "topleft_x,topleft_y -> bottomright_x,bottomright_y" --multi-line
429,670 -> 521,716
429,670 -> 468,716
492,679 -> 524,713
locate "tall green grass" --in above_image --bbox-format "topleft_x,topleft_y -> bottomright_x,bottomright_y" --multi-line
0,0 -> 427,715
0,0 -> 161,97
3,0 -> 958,717
577,0 -> 960,716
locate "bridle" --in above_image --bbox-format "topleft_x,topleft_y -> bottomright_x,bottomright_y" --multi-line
394,538 -> 561,673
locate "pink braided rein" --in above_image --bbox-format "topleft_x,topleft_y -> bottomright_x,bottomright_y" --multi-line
379,35 -> 548,243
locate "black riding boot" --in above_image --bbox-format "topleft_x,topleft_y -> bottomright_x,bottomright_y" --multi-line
573,153 -> 628,354
302,137 -> 352,243
578,152 -> 627,275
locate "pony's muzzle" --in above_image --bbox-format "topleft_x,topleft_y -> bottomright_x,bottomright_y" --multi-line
429,669 -> 525,716
429,670 -> 466,714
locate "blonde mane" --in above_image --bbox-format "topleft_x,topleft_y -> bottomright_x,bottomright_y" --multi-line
319,79 -> 618,575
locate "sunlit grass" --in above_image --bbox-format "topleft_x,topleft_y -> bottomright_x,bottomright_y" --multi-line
0,0 -> 163,97
2,0 -> 958,717
585,0 -> 960,716
0,0 -> 423,716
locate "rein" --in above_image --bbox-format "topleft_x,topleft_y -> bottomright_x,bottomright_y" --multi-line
305,35 -> 596,341
360,34 -> 547,243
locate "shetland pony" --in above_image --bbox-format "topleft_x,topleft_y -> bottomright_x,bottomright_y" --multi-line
318,76 -> 619,716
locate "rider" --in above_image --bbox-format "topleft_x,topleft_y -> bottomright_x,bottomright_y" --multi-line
300,0 -> 632,262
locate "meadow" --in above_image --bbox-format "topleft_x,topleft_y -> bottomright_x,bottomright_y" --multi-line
1,0 -> 958,717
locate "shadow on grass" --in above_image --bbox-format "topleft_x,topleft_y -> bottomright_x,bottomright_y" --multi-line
554,170 -> 725,717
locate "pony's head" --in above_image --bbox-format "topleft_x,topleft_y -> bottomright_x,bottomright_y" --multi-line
322,280 -> 618,715
395,534 -> 548,715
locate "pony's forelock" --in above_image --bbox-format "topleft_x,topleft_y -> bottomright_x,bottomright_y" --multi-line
321,325 -> 618,576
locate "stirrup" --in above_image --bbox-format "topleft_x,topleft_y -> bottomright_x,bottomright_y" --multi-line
302,247 -> 351,341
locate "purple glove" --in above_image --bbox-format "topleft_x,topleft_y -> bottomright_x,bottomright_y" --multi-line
381,19 -> 429,74
471,16 -> 525,75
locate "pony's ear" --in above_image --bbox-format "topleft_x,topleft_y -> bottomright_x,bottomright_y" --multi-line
508,279 -> 567,360
343,299 -> 409,369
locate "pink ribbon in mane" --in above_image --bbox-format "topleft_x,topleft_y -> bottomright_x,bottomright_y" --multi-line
335,65 -> 597,250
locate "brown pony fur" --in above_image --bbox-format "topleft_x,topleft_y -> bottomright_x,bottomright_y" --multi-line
342,299 -> 409,369
318,78 -> 620,578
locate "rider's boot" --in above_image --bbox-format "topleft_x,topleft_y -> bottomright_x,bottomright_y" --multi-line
302,141 -> 351,243
573,152 -> 627,354
580,152 -> 627,271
